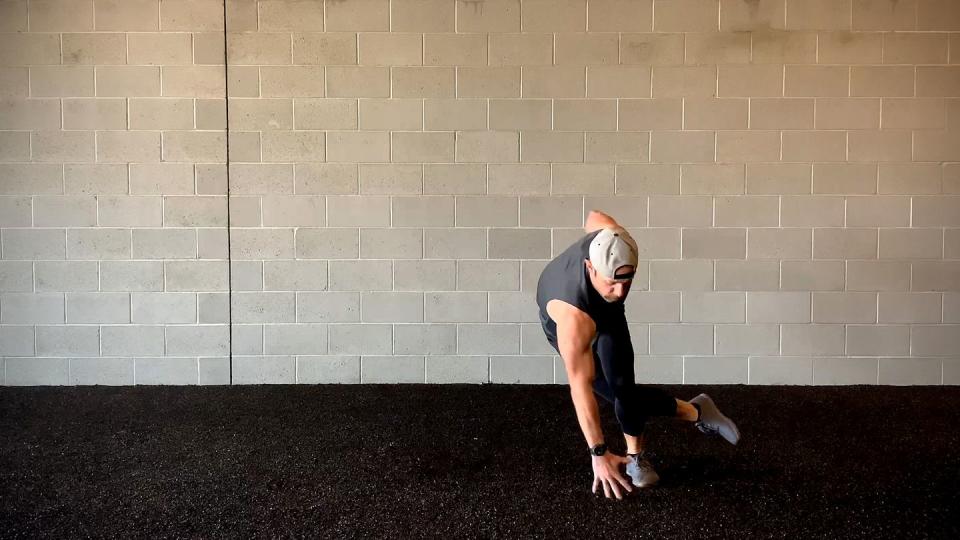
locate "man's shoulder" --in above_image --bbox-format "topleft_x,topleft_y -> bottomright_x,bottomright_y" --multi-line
545,298 -> 593,326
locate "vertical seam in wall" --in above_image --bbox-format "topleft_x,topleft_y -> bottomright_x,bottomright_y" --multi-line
222,0 -> 233,385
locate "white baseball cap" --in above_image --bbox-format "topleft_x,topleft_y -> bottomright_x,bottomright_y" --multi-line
588,227 -> 639,281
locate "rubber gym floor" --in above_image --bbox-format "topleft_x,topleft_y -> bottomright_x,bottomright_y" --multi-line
2,384 -> 958,538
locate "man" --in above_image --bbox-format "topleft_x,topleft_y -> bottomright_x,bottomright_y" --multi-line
535,209 -> 741,500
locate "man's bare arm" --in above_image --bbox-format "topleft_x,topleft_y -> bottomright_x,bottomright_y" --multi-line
549,300 -> 604,449
584,209 -> 620,234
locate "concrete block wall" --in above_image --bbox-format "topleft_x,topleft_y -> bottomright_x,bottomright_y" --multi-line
1,0 -> 959,386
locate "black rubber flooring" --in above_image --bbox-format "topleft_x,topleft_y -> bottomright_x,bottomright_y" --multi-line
2,384 -> 959,538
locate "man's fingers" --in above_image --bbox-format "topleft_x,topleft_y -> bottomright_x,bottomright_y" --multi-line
602,479 -> 611,499
609,479 -> 623,500
615,473 -> 633,493
592,477 -> 599,494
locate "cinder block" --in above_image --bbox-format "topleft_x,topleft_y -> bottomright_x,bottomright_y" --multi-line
491,355 -> 553,383
685,33 -> 751,64
131,293 -> 196,323
393,0 -> 453,31
5,357 -> 70,385
130,163 -> 194,195
884,32 -> 948,64
29,66 -> 94,97
165,261 -> 228,292
488,292 -> 539,322
717,131 -> 781,162
0,1 -> 27,31
587,66 -> 651,98
327,324 -> 390,355
650,260 -> 715,291
720,0 -> 785,30
198,292 -> 229,323
0,33 -> 60,65
489,33 -> 552,66
811,163 -> 877,196
786,0 -> 851,30
128,33 -> 192,65
393,260 -> 455,291
296,292 -> 360,323
101,325 -> 164,356
258,0 -> 324,31
0,98 -> 60,130
655,0 -> 718,31
328,260 -> 392,291
296,163 -> 359,194
132,357 -> 198,385
100,261 -> 164,292
552,164 -> 614,194
163,131 -> 228,163
712,260 -> 780,291
326,131 -> 388,162
620,33 -> 684,65
879,292 -> 943,323
682,228 -> 746,259
882,98 -> 945,130
61,99 -> 125,130
454,131 -> 519,163
780,196 -> 845,227
359,32 -> 421,66
96,66 -> 160,97
716,324 -> 779,355
163,196 -> 227,227
455,196 -> 517,227
94,0 -> 157,30
653,66 -> 717,98
232,355 -> 295,384
819,31 -> 882,64
162,66 -> 225,98
912,261 -> 960,292
424,228 -> 487,259
96,131 -> 161,163
848,131 -> 911,162
456,66 -> 520,97
327,67 -> 390,97
391,131 -> 453,162
457,260 -> 519,290
650,131 -> 715,163
424,99 -> 486,130
457,0 -> 519,32
296,228 -> 360,259
913,195 -> 960,226
425,355 -> 488,383
261,196 -> 325,227
850,66 -> 915,97
61,33 -> 125,65
812,228 -> 876,259
0,261 -> 32,291
96,196 -> 162,227
262,324 -> 327,355
359,228 -> 422,259
295,98 -> 358,130
35,261 -> 98,291
230,228 -> 294,259
917,66 -> 960,97
360,292 -> 422,322
683,356 -> 748,383
649,324 -> 713,354
424,33 -> 486,66
785,65 -> 849,97
748,357 -> 812,385
392,67 -> 455,98
813,357 -> 878,385
360,356 -> 424,383
230,164 -> 293,195
752,31 -> 817,63
393,324 -> 457,355
521,131 -> 582,163
585,132 -> 649,163
324,0 -> 388,30
263,260 -> 328,291
33,196 -> 96,227
31,131 -> 95,163
166,325 -> 229,356
555,32 -> 620,65
589,0 -> 652,31
292,32 -> 357,65
488,229 -> 551,259
36,325 -> 99,356
0,325 -> 34,356
260,66 -> 325,97
67,357 -> 133,385
878,358 -> 942,385
392,196 -> 455,227
0,165 -> 60,196
522,66 -> 585,98
232,292 -> 296,323
0,131 -> 29,161
227,32 -> 292,65
781,131 -> 846,162
1,293 -> 64,323
293,356 -> 357,384
326,195 -> 390,226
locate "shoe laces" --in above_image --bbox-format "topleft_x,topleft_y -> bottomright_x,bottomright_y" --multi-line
695,419 -> 720,437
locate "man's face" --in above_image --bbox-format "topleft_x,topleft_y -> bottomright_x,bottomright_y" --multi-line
586,261 -> 634,303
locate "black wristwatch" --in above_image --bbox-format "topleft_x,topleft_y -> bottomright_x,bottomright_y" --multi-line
589,442 -> 607,457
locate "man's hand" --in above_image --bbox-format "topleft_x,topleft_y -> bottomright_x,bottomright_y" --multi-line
591,453 -> 633,500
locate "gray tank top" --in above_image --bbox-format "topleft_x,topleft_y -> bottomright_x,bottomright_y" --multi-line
536,230 -> 624,349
